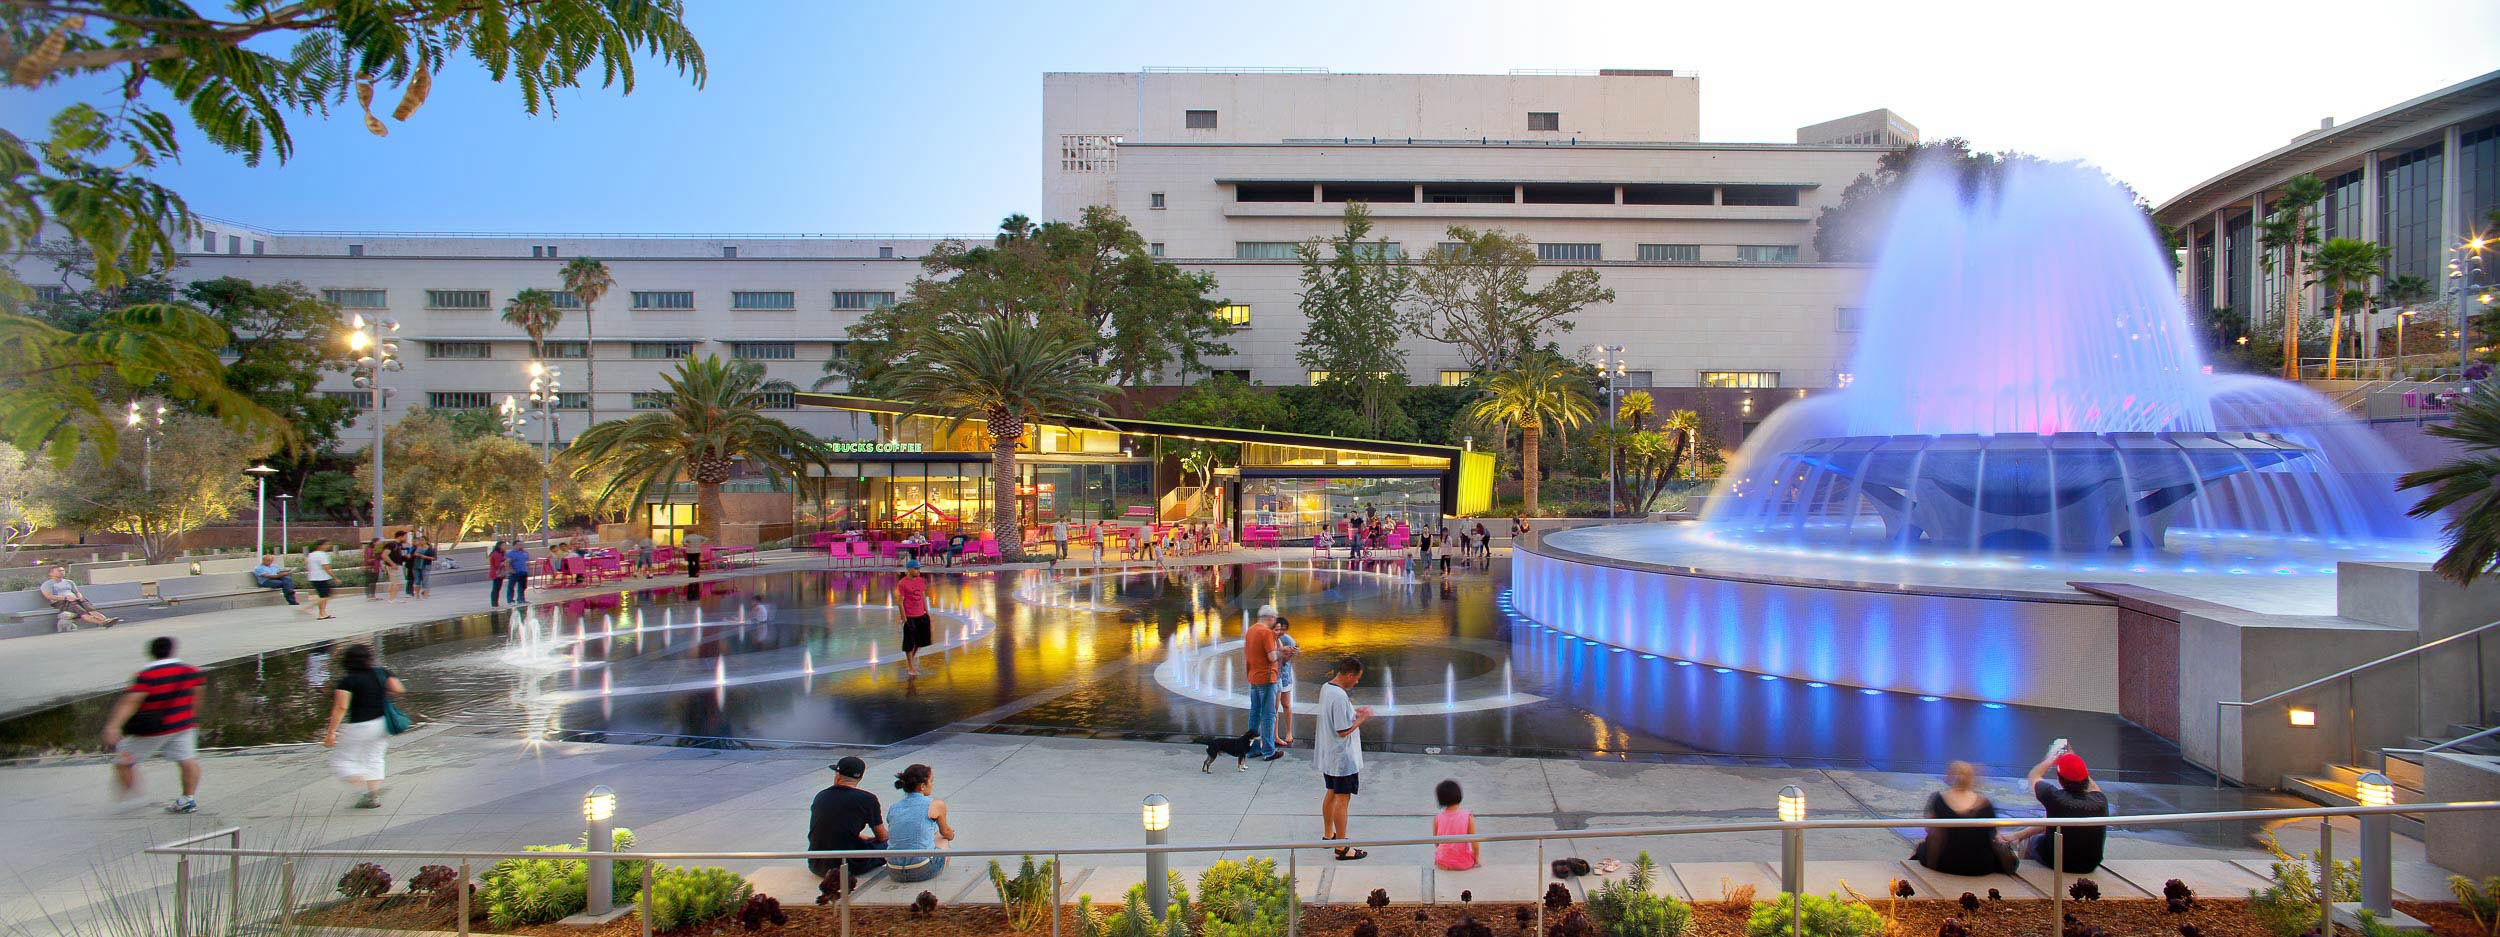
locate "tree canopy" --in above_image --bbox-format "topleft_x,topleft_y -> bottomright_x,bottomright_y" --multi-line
1410,226 -> 1615,375
1295,203 -> 1412,436
23,412 -> 269,561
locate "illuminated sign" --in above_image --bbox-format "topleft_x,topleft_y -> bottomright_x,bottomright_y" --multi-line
827,442 -> 924,453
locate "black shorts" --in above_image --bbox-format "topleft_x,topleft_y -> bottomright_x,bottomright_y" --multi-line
901,614 -> 933,652
1324,772 -> 1359,795
312,580 -> 335,598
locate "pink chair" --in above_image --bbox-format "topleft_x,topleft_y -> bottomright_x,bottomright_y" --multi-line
848,541 -> 873,568
976,540 -> 1004,564
878,541 -> 900,564
592,555 -> 625,581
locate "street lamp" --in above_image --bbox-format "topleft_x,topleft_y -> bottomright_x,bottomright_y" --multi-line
527,361 -> 563,546
1593,345 -> 1627,518
2448,233 -> 2490,379
274,494 -> 294,555
245,464 -> 278,557
583,785 -> 617,916
1142,794 -> 1171,919
124,400 -> 166,489
346,313 -> 402,542
1778,785 -> 1806,937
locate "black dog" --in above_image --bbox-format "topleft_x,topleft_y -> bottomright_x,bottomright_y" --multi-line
1198,731 -> 1259,773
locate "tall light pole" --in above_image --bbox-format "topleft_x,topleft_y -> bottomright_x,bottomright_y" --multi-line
275,494 -> 294,555
527,361 -> 562,547
347,313 -> 402,542
124,400 -> 165,489
1594,345 -> 1626,518
2451,232 -> 2489,379
245,464 -> 277,556
499,394 -> 529,542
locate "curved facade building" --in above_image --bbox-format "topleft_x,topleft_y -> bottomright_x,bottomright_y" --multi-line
2154,69 -> 2500,357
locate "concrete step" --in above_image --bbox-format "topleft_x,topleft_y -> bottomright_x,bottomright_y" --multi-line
2282,775 -> 2426,839
2319,763 -> 2425,797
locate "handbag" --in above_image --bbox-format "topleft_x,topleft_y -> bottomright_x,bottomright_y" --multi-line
382,699 -> 412,735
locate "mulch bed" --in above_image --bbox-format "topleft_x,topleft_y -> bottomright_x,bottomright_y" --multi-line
293,896 -> 2490,937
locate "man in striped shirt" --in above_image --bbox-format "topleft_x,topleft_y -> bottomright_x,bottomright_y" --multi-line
102,637 -> 206,813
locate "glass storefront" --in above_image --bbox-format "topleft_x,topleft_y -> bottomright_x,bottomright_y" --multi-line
797,460 -> 1154,537
1239,474 -> 1444,541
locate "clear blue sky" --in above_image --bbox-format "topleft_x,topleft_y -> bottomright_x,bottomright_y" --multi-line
6,0 -> 2495,235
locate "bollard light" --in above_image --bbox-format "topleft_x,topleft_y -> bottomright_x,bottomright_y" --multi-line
1777,785 -> 1806,822
583,785 -> 617,916
2349,770 -> 2410,926
1776,784 -> 1806,900
2289,707 -> 2317,727
2356,772 -> 2393,808
1142,794 -> 1171,920
1142,793 -> 1170,831
584,785 -> 617,822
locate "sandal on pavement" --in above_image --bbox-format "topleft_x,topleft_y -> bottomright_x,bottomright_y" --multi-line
1334,847 -> 1367,861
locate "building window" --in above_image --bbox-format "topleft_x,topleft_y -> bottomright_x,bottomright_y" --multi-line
2381,142 -> 2446,283
546,245 -> 559,258
1438,370 -> 1474,386
1215,304 -> 1250,326
1701,371 -> 1781,388
1060,133 -> 1122,173
1211,369 -> 1251,381
227,236 -> 240,255
531,246 -> 544,258
1722,185 -> 1804,207
1235,241 -> 1301,260
730,341 -> 796,360
1736,245 -> 1800,263
1528,112 -> 1560,132
1184,109 -> 1218,130
630,341 -> 695,359
757,390 -> 797,409
1150,192 -> 1166,210
548,290 -> 583,309
542,340 -> 588,359
251,240 -> 264,255
1150,242 -> 1165,257
1352,242 -> 1403,260
1836,307 -> 1863,332
631,290 -> 696,311
1536,242 -> 1602,262
878,246 -> 894,259
322,288 -> 388,308
1637,244 -> 1700,262
425,289 -> 490,310
722,245 -> 738,258
323,389 -> 372,409
832,291 -> 896,310
1620,370 -> 1653,387
346,244 -> 363,257
31,285 -> 64,303
427,391 -> 492,410
1434,241 -> 1473,259
1307,370 -> 1331,384
630,391 -> 672,410
547,392 -> 590,410
423,341 -> 492,360
731,290 -> 796,311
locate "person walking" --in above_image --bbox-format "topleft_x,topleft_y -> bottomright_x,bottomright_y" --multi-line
1272,616 -> 1301,746
1316,655 -> 1373,859
635,537 -> 657,579
1244,604 -> 1283,761
41,566 -> 119,628
101,636 -> 205,813
683,531 -> 710,578
360,539 -> 382,600
883,764 -> 956,883
487,540 -> 509,607
1051,519 -> 1069,562
808,756 -> 888,888
322,643 -> 405,809
895,562 -> 932,677
1090,523 -> 1106,566
408,534 -> 437,599
304,541 -> 338,620
250,553 -> 300,607
502,541 -> 531,605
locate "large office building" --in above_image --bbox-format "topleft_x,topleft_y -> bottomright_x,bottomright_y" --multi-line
2155,69 -> 2500,355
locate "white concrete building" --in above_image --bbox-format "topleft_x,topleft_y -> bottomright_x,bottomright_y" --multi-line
21,68 -> 1908,444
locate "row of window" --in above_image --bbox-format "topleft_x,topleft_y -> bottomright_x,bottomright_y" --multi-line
1174,109 -> 1568,133
418,390 -> 798,410
1228,181 -> 1805,207
322,289 -> 897,312
419,340 -> 803,360
1228,241 -> 1799,262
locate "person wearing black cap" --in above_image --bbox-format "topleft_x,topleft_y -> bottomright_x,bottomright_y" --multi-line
809,755 -> 889,884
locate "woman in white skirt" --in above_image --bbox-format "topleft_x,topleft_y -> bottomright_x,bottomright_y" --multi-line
321,644 -> 406,809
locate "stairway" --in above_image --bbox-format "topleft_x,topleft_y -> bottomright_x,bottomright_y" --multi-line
2283,721 -> 2500,838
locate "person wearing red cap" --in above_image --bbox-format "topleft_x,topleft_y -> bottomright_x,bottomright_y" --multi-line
2010,744 -> 2108,872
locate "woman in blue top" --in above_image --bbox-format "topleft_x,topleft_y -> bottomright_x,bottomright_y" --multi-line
884,763 -> 955,881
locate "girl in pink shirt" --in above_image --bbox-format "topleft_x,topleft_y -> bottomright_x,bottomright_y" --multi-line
1432,779 -> 1477,870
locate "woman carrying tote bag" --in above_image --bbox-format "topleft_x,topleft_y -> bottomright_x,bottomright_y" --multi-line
322,643 -> 408,810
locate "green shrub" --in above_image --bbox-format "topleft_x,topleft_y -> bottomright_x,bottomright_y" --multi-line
2450,875 -> 2500,937
479,828 -> 642,928
2247,872 -> 2321,937
644,865 -> 751,931
1589,852 -> 1690,937
1084,879 -> 1192,937
1196,857 -> 1292,937
1745,893 -> 1883,937
990,855 -> 1060,932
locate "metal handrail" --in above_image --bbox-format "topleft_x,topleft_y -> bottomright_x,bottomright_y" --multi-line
144,801 -> 2500,937
2388,723 -> 2500,758
2216,618 -> 2500,787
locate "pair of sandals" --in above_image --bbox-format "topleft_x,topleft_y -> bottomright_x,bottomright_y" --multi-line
1550,858 -> 1623,879
1328,838 -> 1367,861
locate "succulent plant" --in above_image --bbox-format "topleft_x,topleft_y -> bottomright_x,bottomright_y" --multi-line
1987,888 -> 2003,902
1893,879 -> 1917,899
2070,878 -> 2101,902
1939,917 -> 1969,937
1447,916 -> 1494,937
1959,892 -> 1980,913
1369,887 -> 1392,910
913,890 -> 939,916
2164,879 -> 2198,913
738,893 -> 788,931
1461,889 -> 1473,904
336,862 -> 393,900
1546,909 -> 1594,937
1544,883 -> 1574,912
2179,925 -> 2202,937
1352,920 -> 1381,937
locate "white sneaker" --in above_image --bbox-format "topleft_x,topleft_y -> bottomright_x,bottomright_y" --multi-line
166,797 -> 197,814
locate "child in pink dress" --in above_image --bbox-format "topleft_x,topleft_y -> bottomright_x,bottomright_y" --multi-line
1432,779 -> 1478,871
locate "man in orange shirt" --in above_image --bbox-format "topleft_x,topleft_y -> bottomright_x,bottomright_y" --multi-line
1244,604 -> 1283,761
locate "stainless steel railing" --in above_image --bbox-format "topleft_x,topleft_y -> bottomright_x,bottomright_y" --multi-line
2215,618 -> 2500,786
145,800 -> 2500,937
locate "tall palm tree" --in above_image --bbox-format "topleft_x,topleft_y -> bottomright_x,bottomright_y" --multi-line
874,316 -> 1111,559
500,288 -> 562,360
1465,356 -> 1595,516
2400,378 -> 2500,585
2313,237 -> 2392,379
559,258 -> 616,424
1661,409 -> 1704,478
2379,274 -> 2438,367
566,355 -> 830,543
2259,174 -> 2325,380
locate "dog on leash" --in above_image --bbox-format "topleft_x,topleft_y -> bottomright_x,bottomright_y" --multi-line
1198,730 -> 1260,772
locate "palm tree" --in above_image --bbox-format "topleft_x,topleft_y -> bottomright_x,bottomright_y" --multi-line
500,288 -> 562,359
559,257 -> 616,424
565,355 -> 830,543
874,316 -> 1111,559
2400,379 -> 2500,585
1661,408 -> 1704,477
2313,237 -> 2392,379
2379,274 -> 2438,368
2259,174 -> 2325,380
1465,356 -> 1595,516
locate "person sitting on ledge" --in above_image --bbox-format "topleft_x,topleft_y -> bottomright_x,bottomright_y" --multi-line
2008,744 -> 2107,873
41,566 -> 118,628
1912,760 -> 2015,875
250,554 -> 299,606
809,755 -> 888,887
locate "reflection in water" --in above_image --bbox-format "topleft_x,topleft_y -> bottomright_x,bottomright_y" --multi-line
0,565 -> 2199,780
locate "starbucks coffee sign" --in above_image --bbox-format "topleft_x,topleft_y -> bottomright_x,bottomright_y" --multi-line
827,441 -> 924,453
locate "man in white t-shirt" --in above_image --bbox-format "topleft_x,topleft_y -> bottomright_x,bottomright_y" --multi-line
1314,655 -> 1373,860
1051,519 -> 1069,562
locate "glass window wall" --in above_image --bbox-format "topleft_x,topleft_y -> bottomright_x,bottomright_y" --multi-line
1239,475 -> 1443,541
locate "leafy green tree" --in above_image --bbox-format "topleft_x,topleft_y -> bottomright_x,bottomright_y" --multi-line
567,356 -> 830,543
374,407 -> 551,540
501,288 -> 564,360
2259,174 -> 2326,379
1147,374 -> 1294,431
2313,237 -> 2392,379
24,413 -> 270,561
181,277 -> 358,456
1410,226 -> 1615,374
873,317 -> 1112,559
298,468 -> 366,527
1464,355 -> 1594,515
1295,202 -> 1411,435
2401,379 -> 2500,585
558,257 -> 616,421
1,298 -> 283,465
